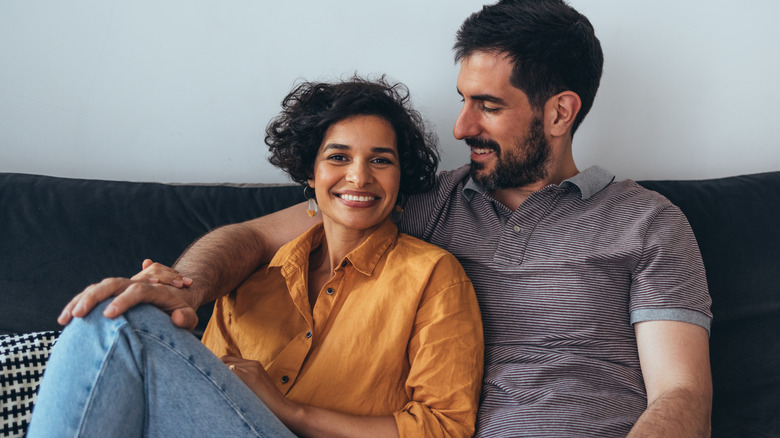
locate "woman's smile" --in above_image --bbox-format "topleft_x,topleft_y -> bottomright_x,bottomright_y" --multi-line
308,115 -> 400,239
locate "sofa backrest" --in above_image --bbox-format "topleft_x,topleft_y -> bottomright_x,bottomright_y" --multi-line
639,172 -> 780,436
2,170 -> 779,435
0,173 -> 305,337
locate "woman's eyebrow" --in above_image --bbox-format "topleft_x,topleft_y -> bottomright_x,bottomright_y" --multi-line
322,144 -> 398,158
371,146 -> 398,157
322,143 -> 349,151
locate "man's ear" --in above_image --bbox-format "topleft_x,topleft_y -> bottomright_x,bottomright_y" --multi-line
545,91 -> 581,137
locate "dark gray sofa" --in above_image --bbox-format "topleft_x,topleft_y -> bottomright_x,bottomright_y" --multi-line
1,170 -> 778,436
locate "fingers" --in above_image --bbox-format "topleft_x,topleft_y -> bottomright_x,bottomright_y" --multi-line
170,307 -> 199,332
59,277 -> 134,325
131,260 -> 193,288
221,356 -> 241,373
58,260 -> 192,326
58,278 -> 200,333
105,282 -> 194,320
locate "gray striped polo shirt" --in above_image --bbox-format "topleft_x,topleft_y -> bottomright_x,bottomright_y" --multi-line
399,164 -> 712,437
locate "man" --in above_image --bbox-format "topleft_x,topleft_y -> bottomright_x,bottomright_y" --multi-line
62,0 -> 713,435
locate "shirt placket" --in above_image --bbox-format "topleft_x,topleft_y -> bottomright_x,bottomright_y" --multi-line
494,190 -> 557,266
269,268 -> 316,394
311,258 -> 349,341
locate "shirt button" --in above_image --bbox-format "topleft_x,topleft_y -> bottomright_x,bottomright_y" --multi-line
341,260 -> 347,267
326,288 -> 334,295
513,225 -> 521,233
306,331 -> 312,338
281,375 -> 289,384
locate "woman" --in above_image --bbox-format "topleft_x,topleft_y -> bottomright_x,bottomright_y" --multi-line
28,77 -> 483,438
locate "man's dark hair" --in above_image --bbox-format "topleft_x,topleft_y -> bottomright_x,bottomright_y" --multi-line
265,76 -> 438,201
454,0 -> 603,135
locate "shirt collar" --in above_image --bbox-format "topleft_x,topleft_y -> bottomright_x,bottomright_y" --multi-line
463,165 -> 614,201
560,166 -> 615,200
269,217 -> 398,277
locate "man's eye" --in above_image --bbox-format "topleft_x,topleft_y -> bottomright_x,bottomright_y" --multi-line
482,105 -> 499,113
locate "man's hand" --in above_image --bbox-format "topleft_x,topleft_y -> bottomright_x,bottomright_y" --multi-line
58,260 -> 199,331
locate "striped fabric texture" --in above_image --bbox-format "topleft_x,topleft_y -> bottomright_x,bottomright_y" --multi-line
399,165 -> 712,437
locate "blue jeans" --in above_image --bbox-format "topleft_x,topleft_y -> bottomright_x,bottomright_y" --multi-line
27,301 -> 295,437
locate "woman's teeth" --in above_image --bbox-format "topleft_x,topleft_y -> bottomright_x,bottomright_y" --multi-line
339,194 -> 377,202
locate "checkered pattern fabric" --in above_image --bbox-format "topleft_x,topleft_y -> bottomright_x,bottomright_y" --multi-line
0,331 -> 59,438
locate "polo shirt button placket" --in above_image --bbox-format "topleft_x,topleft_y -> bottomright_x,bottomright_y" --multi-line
326,287 -> 334,295
281,375 -> 289,384
513,225 -> 521,233
305,330 -> 312,339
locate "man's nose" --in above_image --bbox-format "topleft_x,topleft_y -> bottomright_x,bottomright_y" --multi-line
453,106 -> 480,140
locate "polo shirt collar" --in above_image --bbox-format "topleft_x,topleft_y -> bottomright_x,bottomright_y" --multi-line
561,166 -> 615,200
463,165 -> 614,201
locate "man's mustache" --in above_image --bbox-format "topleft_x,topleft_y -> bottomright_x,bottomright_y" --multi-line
465,137 -> 500,152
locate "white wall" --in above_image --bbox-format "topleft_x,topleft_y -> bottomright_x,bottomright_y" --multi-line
1,0 -> 778,183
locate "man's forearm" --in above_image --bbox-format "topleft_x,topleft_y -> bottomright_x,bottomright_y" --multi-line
173,222 -> 267,307
172,202 -> 320,308
628,388 -> 711,437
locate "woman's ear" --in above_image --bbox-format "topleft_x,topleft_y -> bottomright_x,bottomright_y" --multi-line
545,91 -> 581,137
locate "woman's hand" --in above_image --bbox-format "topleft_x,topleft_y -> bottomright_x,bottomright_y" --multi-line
132,259 -> 193,288
221,356 -> 399,438
221,356 -> 294,418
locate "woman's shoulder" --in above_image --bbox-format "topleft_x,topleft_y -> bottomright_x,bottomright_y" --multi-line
389,233 -> 476,305
395,232 -> 449,253
392,232 -> 466,271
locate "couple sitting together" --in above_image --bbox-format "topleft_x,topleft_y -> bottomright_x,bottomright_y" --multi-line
29,1 -> 713,437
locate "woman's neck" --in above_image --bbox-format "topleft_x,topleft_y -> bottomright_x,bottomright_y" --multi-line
307,221 -> 378,309
318,220 -> 379,274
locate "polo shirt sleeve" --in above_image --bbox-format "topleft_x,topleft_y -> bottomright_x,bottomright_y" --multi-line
629,205 -> 713,333
392,254 -> 484,438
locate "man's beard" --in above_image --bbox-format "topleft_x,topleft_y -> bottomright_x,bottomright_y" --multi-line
467,116 -> 551,190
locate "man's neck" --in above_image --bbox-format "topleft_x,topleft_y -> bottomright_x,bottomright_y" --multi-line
490,161 -> 579,211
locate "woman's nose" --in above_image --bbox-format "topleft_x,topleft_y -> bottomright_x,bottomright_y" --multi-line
345,162 -> 372,187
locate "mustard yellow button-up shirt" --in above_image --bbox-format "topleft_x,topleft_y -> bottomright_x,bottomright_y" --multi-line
202,218 -> 483,437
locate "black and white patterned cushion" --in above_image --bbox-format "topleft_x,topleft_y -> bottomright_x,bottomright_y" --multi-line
0,331 -> 59,438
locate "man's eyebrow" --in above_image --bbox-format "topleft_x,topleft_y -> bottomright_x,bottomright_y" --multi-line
456,88 -> 507,105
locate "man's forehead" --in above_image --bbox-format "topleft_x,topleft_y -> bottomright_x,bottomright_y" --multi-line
456,52 -> 522,98
459,50 -> 514,70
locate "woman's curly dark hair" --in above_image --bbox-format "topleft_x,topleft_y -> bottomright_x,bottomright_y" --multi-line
265,75 -> 439,201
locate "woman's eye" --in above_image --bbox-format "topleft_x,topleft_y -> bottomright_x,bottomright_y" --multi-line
327,154 -> 348,161
372,157 -> 394,165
